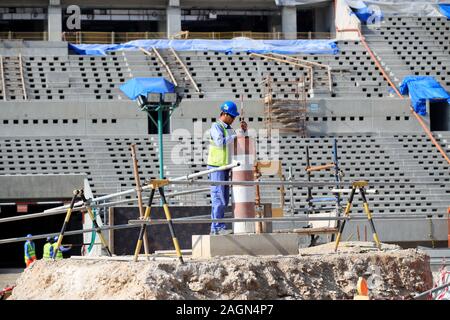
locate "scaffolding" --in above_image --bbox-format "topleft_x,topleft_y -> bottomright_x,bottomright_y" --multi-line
262,76 -> 308,136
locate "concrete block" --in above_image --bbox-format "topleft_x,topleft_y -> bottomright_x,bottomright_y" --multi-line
46,72 -> 69,88
192,233 -> 303,258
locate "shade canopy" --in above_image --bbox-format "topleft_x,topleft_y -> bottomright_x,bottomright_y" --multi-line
119,77 -> 176,100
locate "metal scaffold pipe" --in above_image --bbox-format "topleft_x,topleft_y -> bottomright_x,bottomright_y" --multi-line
0,215 -> 446,246
129,215 -> 448,225
0,188 -> 210,224
168,180 -> 447,187
44,162 -> 240,213
0,223 -> 141,245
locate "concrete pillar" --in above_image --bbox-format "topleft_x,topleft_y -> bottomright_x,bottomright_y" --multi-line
281,5 -> 297,39
314,5 -> 333,34
47,0 -> 62,41
166,0 -> 181,38
267,14 -> 282,34
157,19 -> 166,34
329,2 -> 336,37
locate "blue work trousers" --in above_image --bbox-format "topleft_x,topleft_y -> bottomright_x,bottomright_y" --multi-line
208,166 -> 230,232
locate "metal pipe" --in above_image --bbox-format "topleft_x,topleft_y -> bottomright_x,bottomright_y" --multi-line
0,188 -> 210,224
0,223 -> 141,245
168,180 -> 447,187
93,188 -> 210,208
129,215 -> 448,225
0,216 -> 447,246
45,162 -> 240,212
331,188 -> 377,194
170,161 -> 240,181
414,281 -> 450,300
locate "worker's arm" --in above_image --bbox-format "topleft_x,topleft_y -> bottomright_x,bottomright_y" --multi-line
49,245 -> 54,258
59,245 -> 72,252
210,123 -> 236,146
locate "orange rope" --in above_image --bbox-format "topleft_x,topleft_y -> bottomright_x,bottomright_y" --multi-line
336,26 -> 450,165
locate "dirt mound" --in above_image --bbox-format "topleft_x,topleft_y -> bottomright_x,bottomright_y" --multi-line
10,242 -> 432,300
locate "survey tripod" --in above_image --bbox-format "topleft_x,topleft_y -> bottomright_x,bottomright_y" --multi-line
334,180 -> 382,251
53,189 -> 112,259
133,178 -> 184,264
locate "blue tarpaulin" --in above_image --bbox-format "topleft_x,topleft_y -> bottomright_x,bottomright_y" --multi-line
399,76 -> 450,115
439,4 -> 450,19
346,0 -> 384,24
69,39 -> 339,56
119,77 -> 175,100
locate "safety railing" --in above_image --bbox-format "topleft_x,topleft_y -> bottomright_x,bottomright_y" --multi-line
0,31 -> 332,43
0,32 -> 48,41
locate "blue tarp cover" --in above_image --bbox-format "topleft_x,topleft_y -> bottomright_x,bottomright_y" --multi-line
119,77 -> 175,100
347,0 -> 384,24
69,39 -> 339,56
439,4 -> 450,19
399,76 -> 450,115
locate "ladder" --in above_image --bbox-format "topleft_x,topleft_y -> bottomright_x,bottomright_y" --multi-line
168,47 -> 201,93
1,55 -> 27,101
0,56 -> 6,101
262,76 -> 308,136
250,52 -> 333,96
140,46 -> 201,94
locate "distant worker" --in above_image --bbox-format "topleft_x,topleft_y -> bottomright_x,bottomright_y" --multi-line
51,235 -> 72,260
42,236 -> 53,260
207,101 -> 247,235
24,234 -> 36,267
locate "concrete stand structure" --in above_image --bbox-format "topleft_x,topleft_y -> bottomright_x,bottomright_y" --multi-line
192,233 -> 308,258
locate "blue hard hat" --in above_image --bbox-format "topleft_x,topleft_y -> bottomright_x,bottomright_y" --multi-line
220,101 -> 239,118
54,235 -> 59,242
26,234 -> 32,238
46,236 -> 51,242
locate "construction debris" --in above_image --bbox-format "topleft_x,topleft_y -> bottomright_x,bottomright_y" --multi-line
9,242 -> 432,300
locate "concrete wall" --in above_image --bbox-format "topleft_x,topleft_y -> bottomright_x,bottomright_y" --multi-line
341,217 -> 449,244
0,40 -> 68,56
0,174 -> 86,200
171,98 -> 423,135
0,101 -> 148,136
0,98 -> 423,137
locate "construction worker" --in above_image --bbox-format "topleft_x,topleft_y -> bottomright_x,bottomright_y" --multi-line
207,101 -> 247,235
42,236 -> 53,260
51,235 -> 72,260
24,234 -> 36,267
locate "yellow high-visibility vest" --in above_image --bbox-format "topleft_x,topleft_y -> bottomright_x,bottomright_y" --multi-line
207,122 -> 229,167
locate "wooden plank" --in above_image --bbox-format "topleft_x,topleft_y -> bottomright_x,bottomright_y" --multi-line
0,56 -> 6,101
169,47 -> 201,93
18,54 -> 27,100
139,47 -> 178,86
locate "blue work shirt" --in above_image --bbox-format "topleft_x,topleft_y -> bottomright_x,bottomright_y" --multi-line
210,120 -> 237,148
49,245 -> 71,258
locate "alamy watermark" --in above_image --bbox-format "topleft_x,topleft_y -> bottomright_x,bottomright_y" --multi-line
66,5 -> 81,30
170,124 -> 282,174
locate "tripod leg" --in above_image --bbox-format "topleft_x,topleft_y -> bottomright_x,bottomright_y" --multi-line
159,187 -> 184,264
53,189 -> 79,260
79,191 -> 112,257
334,186 -> 356,252
359,188 -> 381,250
133,188 -> 156,262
